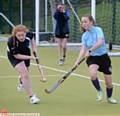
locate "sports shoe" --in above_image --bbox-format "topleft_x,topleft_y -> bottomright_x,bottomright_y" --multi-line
30,94 -> 40,104
17,83 -> 24,92
107,97 -> 117,104
63,56 -> 66,62
59,59 -> 64,65
96,90 -> 102,101
17,77 -> 24,92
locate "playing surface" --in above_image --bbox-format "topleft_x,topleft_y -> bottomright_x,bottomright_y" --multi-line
0,41 -> 120,116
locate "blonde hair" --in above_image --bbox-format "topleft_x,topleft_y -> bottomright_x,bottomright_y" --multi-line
12,24 -> 28,37
12,24 -> 28,48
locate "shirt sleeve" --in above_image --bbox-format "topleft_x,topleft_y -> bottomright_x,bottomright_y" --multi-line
63,11 -> 70,20
97,27 -> 104,39
26,32 -> 34,40
7,37 -> 19,55
54,11 -> 60,20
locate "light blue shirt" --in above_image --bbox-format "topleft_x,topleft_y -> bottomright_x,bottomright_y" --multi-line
81,26 -> 107,56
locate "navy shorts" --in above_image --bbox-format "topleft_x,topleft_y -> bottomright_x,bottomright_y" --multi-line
7,52 -> 30,67
55,34 -> 69,39
86,54 -> 112,75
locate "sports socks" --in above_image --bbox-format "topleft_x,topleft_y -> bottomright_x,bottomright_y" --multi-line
106,87 -> 113,98
91,78 -> 101,91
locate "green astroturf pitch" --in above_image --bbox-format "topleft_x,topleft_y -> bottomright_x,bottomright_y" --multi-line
0,41 -> 120,116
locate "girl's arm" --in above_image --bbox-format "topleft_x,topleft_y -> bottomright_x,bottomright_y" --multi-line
14,54 -> 35,60
89,38 -> 103,52
53,11 -> 59,20
31,37 -> 37,54
63,11 -> 70,21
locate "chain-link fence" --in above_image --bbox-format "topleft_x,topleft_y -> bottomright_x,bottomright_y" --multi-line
0,0 -> 120,45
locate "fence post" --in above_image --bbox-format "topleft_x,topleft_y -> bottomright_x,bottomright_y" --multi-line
110,0 -> 116,50
112,0 -> 116,42
0,0 -> 3,33
8,0 -> 13,33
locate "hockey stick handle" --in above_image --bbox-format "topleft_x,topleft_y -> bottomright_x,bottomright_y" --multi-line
33,51 -> 47,82
33,52 -> 39,64
72,57 -> 85,70
63,57 -> 85,79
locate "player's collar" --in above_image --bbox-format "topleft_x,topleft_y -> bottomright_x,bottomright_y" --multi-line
89,26 -> 95,32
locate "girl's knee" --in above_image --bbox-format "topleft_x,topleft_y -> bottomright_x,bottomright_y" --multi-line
91,75 -> 97,80
105,82 -> 113,88
21,72 -> 29,79
90,72 -> 97,80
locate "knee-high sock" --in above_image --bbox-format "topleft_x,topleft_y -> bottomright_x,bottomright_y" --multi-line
106,87 -> 113,98
91,78 -> 101,91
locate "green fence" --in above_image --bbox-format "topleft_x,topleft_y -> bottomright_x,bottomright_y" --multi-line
0,0 -> 120,45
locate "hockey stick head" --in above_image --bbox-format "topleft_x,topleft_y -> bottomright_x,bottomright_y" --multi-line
40,77 -> 47,82
38,65 -> 47,82
44,89 -> 51,94
44,79 -> 62,94
44,58 -> 85,94
33,52 -> 47,82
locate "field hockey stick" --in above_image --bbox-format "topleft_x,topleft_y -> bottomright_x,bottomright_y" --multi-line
45,57 -> 85,94
33,52 -> 47,82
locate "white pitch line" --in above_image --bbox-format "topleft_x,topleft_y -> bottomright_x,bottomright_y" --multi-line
0,55 -> 7,58
31,63 -> 120,87
1,55 -> 120,87
0,74 -> 60,78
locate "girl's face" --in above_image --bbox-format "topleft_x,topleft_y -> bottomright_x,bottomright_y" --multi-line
16,31 -> 26,42
81,17 -> 93,31
57,4 -> 65,12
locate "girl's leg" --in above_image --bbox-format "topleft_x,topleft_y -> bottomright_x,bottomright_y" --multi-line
17,76 -> 23,92
17,67 -> 29,92
104,74 -> 117,104
89,64 -> 101,91
56,38 -> 62,59
62,38 -> 67,61
56,38 -> 64,65
89,64 -> 102,101
15,61 -> 40,104
15,61 -> 33,97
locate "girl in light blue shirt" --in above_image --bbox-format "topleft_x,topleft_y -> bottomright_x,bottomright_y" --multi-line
74,14 -> 117,104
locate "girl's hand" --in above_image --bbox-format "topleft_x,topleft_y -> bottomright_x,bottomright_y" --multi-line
73,60 -> 79,68
30,55 -> 38,60
85,51 -> 90,59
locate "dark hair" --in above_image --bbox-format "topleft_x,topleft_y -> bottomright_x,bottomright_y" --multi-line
56,3 -> 65,10
57,3 -> 64,6
80,14 -> 96,33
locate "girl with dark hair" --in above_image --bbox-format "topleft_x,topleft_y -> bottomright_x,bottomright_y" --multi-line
54,4 -> 70,65
73,14 -> 117,104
